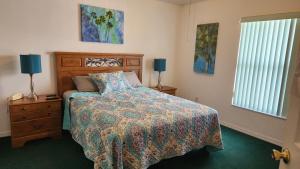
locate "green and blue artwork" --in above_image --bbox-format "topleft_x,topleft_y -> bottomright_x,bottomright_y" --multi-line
194,23 -> 219,74
80,4 -> 124,44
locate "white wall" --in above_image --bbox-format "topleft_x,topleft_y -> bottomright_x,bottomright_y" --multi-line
0,0 -> 180,137
1,0 -> 298,146
175,0 -> 300,145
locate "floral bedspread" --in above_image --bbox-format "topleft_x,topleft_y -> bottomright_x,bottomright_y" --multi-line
67,87 -> 223,169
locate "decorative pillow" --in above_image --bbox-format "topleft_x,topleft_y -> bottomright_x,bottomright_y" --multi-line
89,71 -> 132,94
72,76 -> 98,92
124,71 -> 142,87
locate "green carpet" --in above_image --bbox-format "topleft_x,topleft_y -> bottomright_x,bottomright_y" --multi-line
0,126 -> 280,169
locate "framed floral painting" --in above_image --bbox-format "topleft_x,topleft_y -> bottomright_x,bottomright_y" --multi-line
80,4 -> 124,44
194,23 -> 219,74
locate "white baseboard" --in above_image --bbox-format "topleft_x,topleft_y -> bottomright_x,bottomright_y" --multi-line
0,130 -> 10,137
221,120 -> 283,146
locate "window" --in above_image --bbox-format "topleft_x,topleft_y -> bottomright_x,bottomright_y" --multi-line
232,14 -> 299,118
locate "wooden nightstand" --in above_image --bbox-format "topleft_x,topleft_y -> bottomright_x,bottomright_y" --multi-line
150,86 -> 177,96
8,95 -> 62,148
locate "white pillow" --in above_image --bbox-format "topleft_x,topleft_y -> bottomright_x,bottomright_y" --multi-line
124,71 -> 142,87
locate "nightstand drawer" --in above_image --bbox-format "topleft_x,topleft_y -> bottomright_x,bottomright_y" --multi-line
10,102 -> 60,113
11,110 -> 61,122
10,102 -> 60,122
11,117 -> 60,137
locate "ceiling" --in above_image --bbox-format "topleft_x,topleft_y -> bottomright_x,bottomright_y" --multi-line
159,0 -> 203,5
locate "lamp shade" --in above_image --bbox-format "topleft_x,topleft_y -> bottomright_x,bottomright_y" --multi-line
20,54 -> 42,74
154,58 -> 166,72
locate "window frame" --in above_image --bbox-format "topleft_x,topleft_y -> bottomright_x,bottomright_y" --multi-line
232,12 -> 300,119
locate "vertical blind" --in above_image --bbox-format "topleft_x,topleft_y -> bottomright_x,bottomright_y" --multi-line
232,18 -> 298,117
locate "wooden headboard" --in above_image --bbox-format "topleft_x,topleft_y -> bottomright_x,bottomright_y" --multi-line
55,52 -> 143,96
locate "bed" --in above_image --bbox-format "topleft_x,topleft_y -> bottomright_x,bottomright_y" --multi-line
55,52 -> 223,169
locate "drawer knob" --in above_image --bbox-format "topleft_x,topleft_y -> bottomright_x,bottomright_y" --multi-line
22,116 -> 27,120
22,107 -> 26,111
48,112 -> 51,116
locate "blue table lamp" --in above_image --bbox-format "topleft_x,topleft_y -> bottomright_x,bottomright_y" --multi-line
20,54 -> 42,100
154,58 -> 166,90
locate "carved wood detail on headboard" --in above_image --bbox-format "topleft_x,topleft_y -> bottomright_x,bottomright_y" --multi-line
55,52 -> 143,96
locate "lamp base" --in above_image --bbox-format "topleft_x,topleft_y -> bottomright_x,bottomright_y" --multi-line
28,74 -> 38,101
156,71 -> 163,90
156,83 -> 163,90
28,92 -> 38,101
